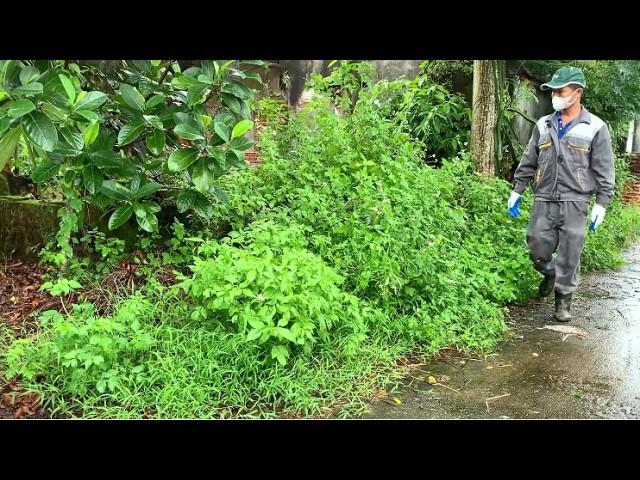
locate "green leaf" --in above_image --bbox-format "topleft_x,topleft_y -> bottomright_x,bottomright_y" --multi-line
191,158 -> 212,192
83,123 -> 100,146
58,74 -> 76,104
136,211 -> 158,233
108,204 -> 134,230
186,84 -> 210,106
59,127 -> 84,151
215,112 -> 235,128
197,74 -> 214,84
96,380 -> 106,394
174,123 -> 204,141
133,202 -> 147,218
150,60 -> 162,67
213,122 -> 230,143
117,120 -> 144,146
231,120 -> 253,140
23,111 -> 58,152
146,130 -> 165,156
173,112 -> 199,129
167,148 -> 198,172
199,114 -> 212,130
12,82 -> 44,97
0,127 -> 22,171
141,200 -> 161,214
143,114 -> 163,130
0,118 -> 8,137
52,139 -> 81,157
7,99 -> 36,118
176,190 -> 196,213
171,74 -> 201,89
235,71 -> 263,83
31,159 -> 59,183
42,103 -> 68,122
222,80 -> 253,100
74,109 -> 99,123
226,149 -> 246,169
229,136 -> 254,151
102,180 -> 132,202
119,84 -> 146,112
146,94 -> 165,109
75,91 -> 107,111
83,165 -> 103,195
19,66 -> 40,85
221,93 -> 242,115
247,329 -> 262,342
271,345 -> 289,365
193,191 -> 213,217
135,182 -> 161,199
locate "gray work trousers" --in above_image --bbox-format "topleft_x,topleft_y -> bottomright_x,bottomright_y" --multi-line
526,200 -> 589,295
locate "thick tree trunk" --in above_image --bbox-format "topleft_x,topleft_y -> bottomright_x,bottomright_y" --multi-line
633,115 -> 640,152
471,60 -> 497,177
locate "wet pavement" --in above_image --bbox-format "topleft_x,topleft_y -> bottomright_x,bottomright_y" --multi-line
366,242 -> 640,419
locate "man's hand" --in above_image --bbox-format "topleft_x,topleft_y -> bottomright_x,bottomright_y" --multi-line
507,191 -> 522,218
590,204 -> 606,232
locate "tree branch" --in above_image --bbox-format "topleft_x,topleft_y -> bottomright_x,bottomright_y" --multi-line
144,64 -> 172,101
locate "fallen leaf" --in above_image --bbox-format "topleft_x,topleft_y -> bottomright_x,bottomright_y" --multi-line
393,397 -> 402,405
427,375 -> 437,385
486,366 -> 494,370
532,353 -> 539,357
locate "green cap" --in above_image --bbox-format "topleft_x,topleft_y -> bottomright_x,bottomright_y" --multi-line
540,66 -> 586,90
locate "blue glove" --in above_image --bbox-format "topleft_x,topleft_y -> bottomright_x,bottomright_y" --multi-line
507,192 -> 521,218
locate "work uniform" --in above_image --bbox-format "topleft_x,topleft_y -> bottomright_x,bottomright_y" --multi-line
512,106 -> 615,294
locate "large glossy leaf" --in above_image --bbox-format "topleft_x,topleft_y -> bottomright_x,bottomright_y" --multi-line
174,123 -> 204,141
58,127 -> 84,151
12,82 -> 44,97
75,91 -> 107,111
0,127 -> 22,170
7,99 -> 36,118
102,180 -> 132,202
119,84 -> 146,112
229,136 -> 254,151
191,158 -> 213,192
83,123 -> 100,146
82,165 -> 103,194
58,74 -> 76,104
187,84 -> 210,106
117,120 -> 144,146
213,122 -> 230,143
23,111 -> 58,152
108,204 -> 134,230
19,66 -> 40,85
135,182 -> 161,199
168,148 -> 198,172
231,120 -> 253,140
31,159 -> 60,183
146,130 -> 165,156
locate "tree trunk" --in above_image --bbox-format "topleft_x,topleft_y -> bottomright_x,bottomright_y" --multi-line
471,60 -> 497,177
633,115 -> 640,152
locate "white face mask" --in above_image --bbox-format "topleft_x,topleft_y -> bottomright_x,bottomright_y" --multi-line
552,90 -> 579,111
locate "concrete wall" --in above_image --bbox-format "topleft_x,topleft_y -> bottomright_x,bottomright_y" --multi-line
512,80 -> 553,146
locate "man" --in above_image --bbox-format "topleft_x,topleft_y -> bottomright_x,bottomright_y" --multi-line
507,66 -> 615,322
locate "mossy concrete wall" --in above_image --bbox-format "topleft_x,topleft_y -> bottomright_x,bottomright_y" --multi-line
0,196 -> 63,258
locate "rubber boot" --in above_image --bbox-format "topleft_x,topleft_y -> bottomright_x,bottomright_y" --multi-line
539,273 -> 555,298
554,290 -> 572,322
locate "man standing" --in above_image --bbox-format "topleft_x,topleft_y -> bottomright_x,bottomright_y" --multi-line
507,66 -> 615,322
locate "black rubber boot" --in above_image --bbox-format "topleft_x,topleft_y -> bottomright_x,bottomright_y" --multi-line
554,290 -> 572,322
538,273 -> 555,298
